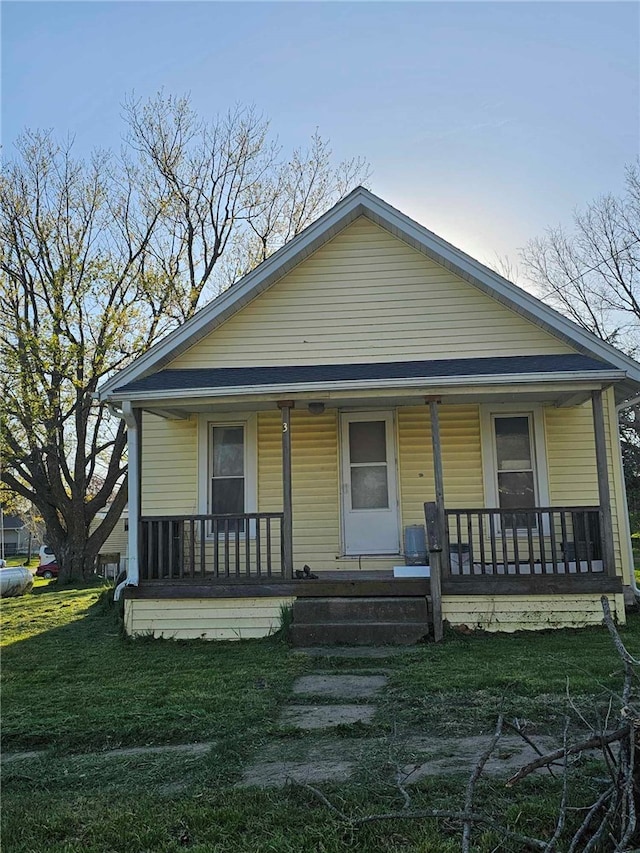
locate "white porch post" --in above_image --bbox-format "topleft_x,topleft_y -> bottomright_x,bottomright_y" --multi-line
115,402 -> 141,599
427,398 -> 447,643
591,390 -> 617,579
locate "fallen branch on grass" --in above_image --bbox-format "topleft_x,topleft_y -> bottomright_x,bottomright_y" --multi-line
505,725 -> 630,787
292,780 -> 547,850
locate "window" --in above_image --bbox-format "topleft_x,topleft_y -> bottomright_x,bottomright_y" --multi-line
493,414 -> 536,528
197,414 -> 257,531
481,406 -> 549,532
210,425 -> 245,529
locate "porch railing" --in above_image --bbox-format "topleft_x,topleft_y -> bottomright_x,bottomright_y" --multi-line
444,506 -> 603,576
139,513 -> 285,580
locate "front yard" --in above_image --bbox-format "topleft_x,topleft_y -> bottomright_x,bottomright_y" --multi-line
2,580 -> 639,852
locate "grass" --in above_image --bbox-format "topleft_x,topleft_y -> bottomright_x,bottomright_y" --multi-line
2,581 -> 639,852
4,554 -> 38,567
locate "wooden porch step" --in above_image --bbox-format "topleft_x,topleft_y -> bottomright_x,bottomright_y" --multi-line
290,621 -> 429,647
293,596 -> 429,624
291,596 -> 430,646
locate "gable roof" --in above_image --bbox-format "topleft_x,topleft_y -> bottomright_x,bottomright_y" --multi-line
98,187 -> 640,401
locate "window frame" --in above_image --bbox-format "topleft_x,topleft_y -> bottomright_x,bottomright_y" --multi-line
480,404 -> 550,532
197,413 -> 257,537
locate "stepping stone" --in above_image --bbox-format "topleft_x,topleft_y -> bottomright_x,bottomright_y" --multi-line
293,646 -> 417,659
237,758 -> 353,788
400,734 -> 562,781
280,704 -> 376,730
102,742 -> 214,759
292,674 -> 388,699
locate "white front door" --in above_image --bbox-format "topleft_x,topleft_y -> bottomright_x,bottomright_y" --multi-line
340,412 -> 400,555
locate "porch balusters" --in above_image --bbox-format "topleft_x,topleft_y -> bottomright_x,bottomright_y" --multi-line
443,507 -> 603,577
139,513 -> 285,580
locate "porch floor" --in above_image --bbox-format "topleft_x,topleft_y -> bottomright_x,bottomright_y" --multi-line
127,566 -> 621,599
129,570 -> 430,598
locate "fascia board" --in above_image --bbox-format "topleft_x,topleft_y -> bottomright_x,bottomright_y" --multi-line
104,369 -> 625,405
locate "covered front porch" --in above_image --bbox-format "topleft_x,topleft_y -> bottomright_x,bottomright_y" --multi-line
120,368 -> 627,638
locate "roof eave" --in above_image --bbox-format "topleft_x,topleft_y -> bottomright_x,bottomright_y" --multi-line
103,369 -> 626,405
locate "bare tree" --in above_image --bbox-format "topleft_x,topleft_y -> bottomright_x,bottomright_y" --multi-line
1,99 -> 370,581
521,163 -> 640,520
123,93 -> 371,307
521,163 -> 640,355
1,131 -> 172,580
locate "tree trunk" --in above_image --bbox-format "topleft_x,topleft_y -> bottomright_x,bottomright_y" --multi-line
51,526 -> 97,582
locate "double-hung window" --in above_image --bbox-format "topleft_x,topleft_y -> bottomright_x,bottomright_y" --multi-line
210,424 -> 245,532
198,414 -> 257,535
492,415 -> 536,528
481,406 -> 549,532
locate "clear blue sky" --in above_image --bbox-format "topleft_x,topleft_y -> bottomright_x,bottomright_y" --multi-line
2,1 -> 639,267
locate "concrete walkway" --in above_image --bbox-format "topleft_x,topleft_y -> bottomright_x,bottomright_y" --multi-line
239,645 -> 569,788
3,646 -> 565,792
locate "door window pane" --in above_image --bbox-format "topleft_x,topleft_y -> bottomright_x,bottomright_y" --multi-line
351,465 -> 389,509
349,421 -> 387,464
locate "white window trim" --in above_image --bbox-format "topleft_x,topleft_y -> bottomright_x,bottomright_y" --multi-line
480,404 -> 550,529
197,413 -> 257,531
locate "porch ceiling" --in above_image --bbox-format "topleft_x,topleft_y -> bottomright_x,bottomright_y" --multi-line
139,383 -> 609,417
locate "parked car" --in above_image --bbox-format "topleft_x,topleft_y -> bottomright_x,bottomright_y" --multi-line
36,545 -> 59,579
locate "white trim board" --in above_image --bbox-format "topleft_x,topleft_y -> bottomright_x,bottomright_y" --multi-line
108,370 -> 624,405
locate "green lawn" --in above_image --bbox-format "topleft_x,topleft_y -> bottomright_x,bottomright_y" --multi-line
2,581 -> 639,852
5,554 -> 39,567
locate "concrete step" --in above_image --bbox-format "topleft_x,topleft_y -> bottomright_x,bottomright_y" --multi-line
290,621 -> 429,647
292,596 -> 429,625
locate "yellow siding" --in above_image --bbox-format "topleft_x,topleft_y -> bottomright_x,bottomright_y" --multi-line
259,405 -> 484,571
545,391 -> 629,583
169,218 -> 574,369
139,400 -> 631,583
124,597 -> 294,640
125,593 -> 625,640
259,409 -> 342,569
443,593 -> 626,632
141,413 -> 198,515
397,405 -> 484,530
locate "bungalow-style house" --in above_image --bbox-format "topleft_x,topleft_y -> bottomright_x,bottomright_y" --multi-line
98,188 -> 640,643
